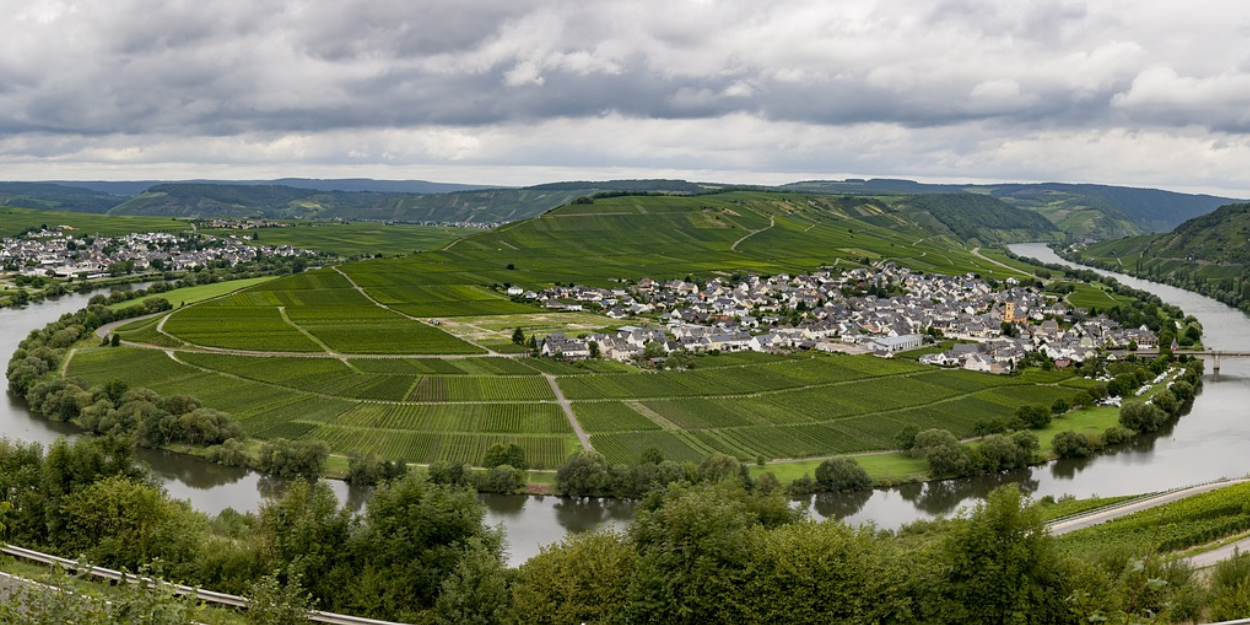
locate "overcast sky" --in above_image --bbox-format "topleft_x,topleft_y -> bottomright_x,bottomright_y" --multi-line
3,0 -> 1250,195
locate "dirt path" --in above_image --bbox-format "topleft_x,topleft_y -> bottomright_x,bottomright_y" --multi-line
92,311 -> 165,339
60,348 -> 77,376
971,246 -> 1032,276
277,306 -> 336,354
731,215 -> 775,251
331,266 -> 500,355
545,374 -> 591,450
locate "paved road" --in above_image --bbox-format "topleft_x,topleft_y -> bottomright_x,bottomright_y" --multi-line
1047,478 -> 1250,536
1186,535 -> 1250,569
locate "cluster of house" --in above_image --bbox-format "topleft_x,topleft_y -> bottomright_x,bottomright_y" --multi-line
1,227 -> 315,279
528,263 -> 1160,373
195,219 -> 291,229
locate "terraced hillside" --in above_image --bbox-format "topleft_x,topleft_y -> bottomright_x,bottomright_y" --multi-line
1075,203 -> 1250,315
68,191 -> 1092,468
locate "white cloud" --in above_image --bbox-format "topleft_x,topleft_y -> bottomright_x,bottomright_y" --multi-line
0,0 -> 1248,196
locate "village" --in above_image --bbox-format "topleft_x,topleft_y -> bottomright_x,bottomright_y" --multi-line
0,226 -> 316,281
520,263 -> 1161,374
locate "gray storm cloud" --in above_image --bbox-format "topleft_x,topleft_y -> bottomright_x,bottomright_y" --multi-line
2,0 -> 1250,192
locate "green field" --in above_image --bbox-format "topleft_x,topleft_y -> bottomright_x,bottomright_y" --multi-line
108,276 -> 278,311
199,221 -> 475,256
0,207 -> 193,237
63,191 -> 1083,469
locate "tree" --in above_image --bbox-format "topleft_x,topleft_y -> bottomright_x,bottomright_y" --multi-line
58,475 -> 206,573
640,446 -> 664,465
588,340 -> 601,359
1052,431 -> 1093,459
697,453 -> 743,484
814,457 -> 872,493
730,521 -> 909,624
924,485 -> 1075,624
912,429 -> 972,477
624,481 -> 799,624
896,424 -> 921,452
642,341 -> 666,360
1119,401 -> 1167,433
555,450 -> 611,497
511,327 -> 525,345
431,538 -> 510,625
346,474 -> 500,618
246,571 -> 316,625
1015,405 -> 1051,429
483,442 -> 527,471
511,531 -> 636,625
255,439 -> 329,480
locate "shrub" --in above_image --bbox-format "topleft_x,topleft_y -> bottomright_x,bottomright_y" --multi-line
814,457 -> 872,493
1052,431 -> 1093,459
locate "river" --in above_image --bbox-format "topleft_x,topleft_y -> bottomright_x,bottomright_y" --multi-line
3,247 -> 1249,564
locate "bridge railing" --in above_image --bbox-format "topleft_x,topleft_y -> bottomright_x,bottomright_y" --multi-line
0,544 -> 407,625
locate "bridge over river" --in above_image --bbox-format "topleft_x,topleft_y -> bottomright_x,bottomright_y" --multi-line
1120,349 -> 1250,373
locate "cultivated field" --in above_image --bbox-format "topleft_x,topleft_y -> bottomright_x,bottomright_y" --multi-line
67,191 -> 1085,468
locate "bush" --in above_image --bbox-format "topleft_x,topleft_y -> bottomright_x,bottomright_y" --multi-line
428,461 -> 472,487
483,442 -> 528,471
255,439 -> 328,480
1015,405 -> 1051,429
206,438 -> 250,467
473,465 -> 526,494
1102,425 -> 1132,446
1052,431 -> 1094,459
555,451 -> 611,497
1119,402 -> 1167,433
813,457 -> 872,493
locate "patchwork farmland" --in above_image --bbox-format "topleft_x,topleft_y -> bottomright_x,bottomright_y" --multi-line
68,191 -> 1090,469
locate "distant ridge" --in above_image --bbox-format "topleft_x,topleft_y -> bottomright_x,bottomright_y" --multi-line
0,177 -> 1242,237
42,178 -> 497,197
783,178 -> 1242,237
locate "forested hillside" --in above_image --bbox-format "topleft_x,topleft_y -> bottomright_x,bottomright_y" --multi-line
1072,203 -> 1250,315
784,179 -> 1237,239
896,194 -> 1061,245
1,177 -> 1237,233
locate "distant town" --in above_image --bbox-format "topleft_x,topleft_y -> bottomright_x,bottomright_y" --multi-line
526,263 -> 1159,373
1,226 -> 317,280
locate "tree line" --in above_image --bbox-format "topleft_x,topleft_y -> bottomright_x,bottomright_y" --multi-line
5,436 -> 1250,624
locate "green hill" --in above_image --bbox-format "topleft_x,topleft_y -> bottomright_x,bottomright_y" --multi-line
783,179 -> 1238,239
893,194 -> 1061,245
108,183 -> 406,219
1075,203 -> 1250,314
0,182 -> 122,214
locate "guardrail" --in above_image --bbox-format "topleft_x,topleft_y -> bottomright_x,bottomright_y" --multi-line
0,544 -> 406,625
1044,476 -> 1250,531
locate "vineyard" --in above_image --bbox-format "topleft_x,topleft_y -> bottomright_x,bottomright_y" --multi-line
60,191 -> 1081,470
1059,482 -> 1250,554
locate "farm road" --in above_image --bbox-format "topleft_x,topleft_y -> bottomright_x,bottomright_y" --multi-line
331,266 -> 501,355
545,374 -> 591,451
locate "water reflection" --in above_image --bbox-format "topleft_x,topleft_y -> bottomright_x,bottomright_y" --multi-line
552,496 -> 636,533
139,447 -> 249,490
897,471 -> 1041,517
811,490 -> 872,519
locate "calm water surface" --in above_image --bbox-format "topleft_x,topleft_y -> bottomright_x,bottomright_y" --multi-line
4,250 -> 1249,564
